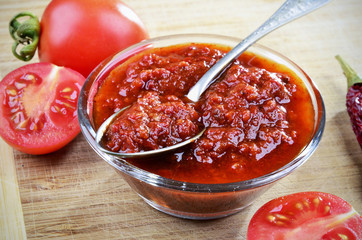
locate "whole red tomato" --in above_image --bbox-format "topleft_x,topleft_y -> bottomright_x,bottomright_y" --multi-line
38,0 -> 148,77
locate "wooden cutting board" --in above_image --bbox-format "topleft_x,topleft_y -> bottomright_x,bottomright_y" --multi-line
1,0 -> 361,239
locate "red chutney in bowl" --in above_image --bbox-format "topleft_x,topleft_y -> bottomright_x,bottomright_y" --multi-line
92,43 -> 315,184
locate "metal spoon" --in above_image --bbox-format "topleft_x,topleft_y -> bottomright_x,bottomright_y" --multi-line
95,0 -> 330,159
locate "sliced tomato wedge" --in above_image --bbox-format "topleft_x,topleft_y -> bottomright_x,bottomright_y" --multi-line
0,63 -> 85,154
247,192 -> 362,240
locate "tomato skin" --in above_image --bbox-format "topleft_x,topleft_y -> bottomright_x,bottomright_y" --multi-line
247,192 -> 362,240
0,63 -> 85,155
38,0 -> 148,78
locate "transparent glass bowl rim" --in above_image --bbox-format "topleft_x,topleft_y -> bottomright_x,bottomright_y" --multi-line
77,33 -> 326,193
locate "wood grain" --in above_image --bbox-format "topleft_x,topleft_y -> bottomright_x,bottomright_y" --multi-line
0,139 -> 27,240
1,0 -> 362,239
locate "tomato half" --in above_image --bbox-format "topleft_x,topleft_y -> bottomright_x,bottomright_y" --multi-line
0,63 -> 85,154
38,0 -> 149,77
247,192 -> 362,240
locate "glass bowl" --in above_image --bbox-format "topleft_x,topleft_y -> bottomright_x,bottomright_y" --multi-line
77,34 -> 325,220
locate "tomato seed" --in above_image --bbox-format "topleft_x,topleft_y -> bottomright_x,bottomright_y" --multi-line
295,202 -> 303,210
62,102 -> 75,109
338,233 -> 348,240
302,200 -> 310,209
51,105 -> 60,113
17,119 -> 28,130
267,214 -> 276,222
275,213 -> 289,221
21,73 -> 36,82
6,88 -> 17,96
323,205 -> 331,214
61,87 -> 72,93
312,197 -> 321,207
275,221 -> 285,226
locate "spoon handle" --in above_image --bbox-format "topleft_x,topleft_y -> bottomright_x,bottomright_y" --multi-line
186,0 -> 330,102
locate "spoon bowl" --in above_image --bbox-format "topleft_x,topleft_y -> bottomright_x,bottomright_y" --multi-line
95,106 -> 206,158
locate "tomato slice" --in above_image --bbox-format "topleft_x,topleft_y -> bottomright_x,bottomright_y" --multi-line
0,63 -> 85,154
247,192 -> 362,240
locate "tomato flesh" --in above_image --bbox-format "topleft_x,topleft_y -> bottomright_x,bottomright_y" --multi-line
247,192 -> 362,240
0,63 -> 85,154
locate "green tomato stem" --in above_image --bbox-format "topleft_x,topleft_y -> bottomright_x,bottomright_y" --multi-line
335,55 -> 362,90
9,12 -> 40,61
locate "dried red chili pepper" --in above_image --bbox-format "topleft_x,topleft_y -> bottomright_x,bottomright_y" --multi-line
336,55 -> 362,148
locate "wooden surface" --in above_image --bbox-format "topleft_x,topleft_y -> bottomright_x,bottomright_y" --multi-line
1,0 -> 361,239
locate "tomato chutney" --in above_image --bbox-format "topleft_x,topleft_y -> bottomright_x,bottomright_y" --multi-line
93,43 -> 315,184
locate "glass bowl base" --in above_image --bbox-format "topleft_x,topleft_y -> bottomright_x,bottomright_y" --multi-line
140,195 -> 252,220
